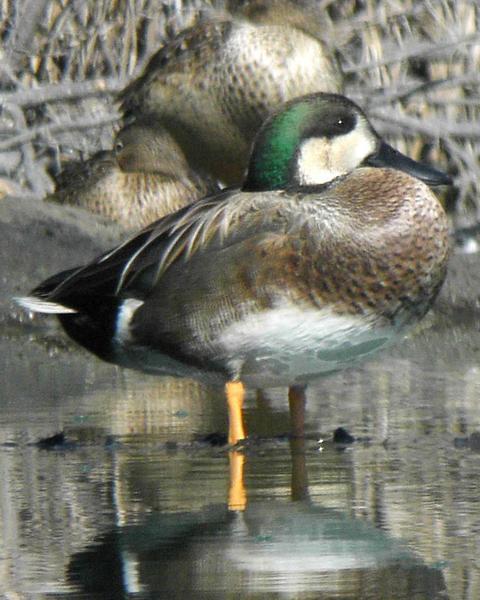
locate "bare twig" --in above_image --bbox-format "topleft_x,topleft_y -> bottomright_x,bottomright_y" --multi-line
371,110 -> 480,139
348,75 -> 480,110
343,33 -> 480,74
4,0 -> 51,70
366,76 -> 480,106
0,77 -> 127,108
4,103 -> 53,196
0,0 -> 480,221
0,113 -> 121,152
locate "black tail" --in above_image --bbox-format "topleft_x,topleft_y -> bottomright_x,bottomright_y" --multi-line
58,296 -> 123,362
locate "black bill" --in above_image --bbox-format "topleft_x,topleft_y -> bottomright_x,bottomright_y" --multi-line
365,141 -> 452,187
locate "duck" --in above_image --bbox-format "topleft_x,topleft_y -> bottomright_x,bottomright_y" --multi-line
118,2 -> 343,185
48,118 -> 218,229
17,93 -> 451,446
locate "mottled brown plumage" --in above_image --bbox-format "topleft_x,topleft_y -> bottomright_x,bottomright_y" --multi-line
49,119 -> 218,229
116,168 -> 448,374
119,4 -> 342,184
20,93 -> 451,442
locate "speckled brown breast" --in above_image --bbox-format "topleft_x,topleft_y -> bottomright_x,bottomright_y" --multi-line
248,167 -> 451,328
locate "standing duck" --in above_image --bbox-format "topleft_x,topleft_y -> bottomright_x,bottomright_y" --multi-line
119,2 -> 343,185
18,93 -> 451,445
49,119 -> 218,229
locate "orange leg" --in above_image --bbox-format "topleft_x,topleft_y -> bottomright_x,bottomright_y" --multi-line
228,450 -> 247,511
226,380 -> 247,445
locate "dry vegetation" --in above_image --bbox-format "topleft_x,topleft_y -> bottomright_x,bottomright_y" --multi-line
0,0 -> 479,226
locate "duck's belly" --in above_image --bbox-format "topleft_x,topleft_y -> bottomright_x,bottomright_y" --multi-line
215,306 -> 400,388
114,305 -> 403,389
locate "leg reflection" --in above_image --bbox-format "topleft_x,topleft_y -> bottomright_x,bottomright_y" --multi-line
228,450 -> 247,512
290,436 -> 309,502
288,385 -> 309,501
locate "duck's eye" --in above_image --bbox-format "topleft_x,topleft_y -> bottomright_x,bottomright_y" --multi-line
333,115 -> 355,134
305,113 -> 356,140
115,140 -> 124,155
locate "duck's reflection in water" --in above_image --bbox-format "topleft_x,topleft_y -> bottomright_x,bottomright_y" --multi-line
68,439 -> 447,599
3,331 -> 471,597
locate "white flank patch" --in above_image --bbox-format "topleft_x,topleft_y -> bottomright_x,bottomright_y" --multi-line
217,304 -> 393,386
14,296 -> 77,314
219,305 -> 377,354
115,298 -> 144,344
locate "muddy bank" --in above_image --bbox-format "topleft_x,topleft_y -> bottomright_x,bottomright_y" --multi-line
1,195 -> 126,327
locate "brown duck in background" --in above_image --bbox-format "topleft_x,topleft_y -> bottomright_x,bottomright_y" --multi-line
119,0 -> 343,185
49,119 -> 218,230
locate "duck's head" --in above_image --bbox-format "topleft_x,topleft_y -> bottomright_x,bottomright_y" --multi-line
115,118 -> 190,176
242,93 -> 451,192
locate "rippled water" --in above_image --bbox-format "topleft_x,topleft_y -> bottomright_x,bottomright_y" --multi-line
1,308 -> 480,599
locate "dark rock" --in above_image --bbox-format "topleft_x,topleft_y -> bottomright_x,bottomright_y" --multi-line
333,427 -> 355,444
35,431 -> 76,450
201,432 -> 228,446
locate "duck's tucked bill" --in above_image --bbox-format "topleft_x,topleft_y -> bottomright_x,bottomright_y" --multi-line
17,93 -> 451,443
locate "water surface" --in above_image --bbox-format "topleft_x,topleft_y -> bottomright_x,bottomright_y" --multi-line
1,309 -> 480,598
